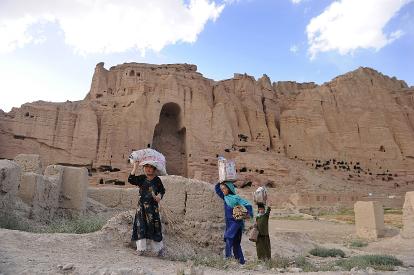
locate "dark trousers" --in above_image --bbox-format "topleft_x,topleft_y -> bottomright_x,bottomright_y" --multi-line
225,228 -> 245,264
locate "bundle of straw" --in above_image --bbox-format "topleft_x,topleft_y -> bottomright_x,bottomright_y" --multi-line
159,204 -> 184,234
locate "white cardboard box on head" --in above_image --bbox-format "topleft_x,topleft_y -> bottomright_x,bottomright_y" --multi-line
218,157 -> 237,182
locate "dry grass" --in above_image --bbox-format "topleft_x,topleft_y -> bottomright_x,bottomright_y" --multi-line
348,239 -> 368,248
0,213 -> 106,234
335,255 -> 403,271
319,208 -> 402,228
271,215 -> 306,221
42,216 -> 106,234
0,214 -> 33,232
309,247 -> 345,258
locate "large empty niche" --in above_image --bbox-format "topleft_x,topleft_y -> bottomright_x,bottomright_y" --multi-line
152,103 -> 187,176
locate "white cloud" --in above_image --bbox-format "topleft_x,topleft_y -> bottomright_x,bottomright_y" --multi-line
0,0 -> 225,55
290,44 -> 299,53
306,0 -> 413,59
291,0 -> 303,4
0,60 -> 86,112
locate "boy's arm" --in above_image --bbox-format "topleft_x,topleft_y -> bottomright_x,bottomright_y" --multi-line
265,206 -> 271,216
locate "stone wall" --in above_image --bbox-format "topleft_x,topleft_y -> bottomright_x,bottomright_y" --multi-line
90,175 -> 225,254
14,154 -> 42,174
1,156 -> 88,221
88,187 -> 138,209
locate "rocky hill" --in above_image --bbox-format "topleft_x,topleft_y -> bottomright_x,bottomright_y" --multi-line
1,63 -> 413,207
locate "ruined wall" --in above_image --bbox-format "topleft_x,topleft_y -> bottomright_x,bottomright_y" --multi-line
93,176 -> 225,254
1,63 -> 413,185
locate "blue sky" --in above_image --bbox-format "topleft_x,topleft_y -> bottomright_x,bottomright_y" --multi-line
0,0 -> 413,112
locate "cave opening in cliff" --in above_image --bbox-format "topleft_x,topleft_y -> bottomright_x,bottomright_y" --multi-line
152,102 -> 187,177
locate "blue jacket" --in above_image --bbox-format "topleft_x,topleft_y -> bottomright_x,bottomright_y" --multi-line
215,183 -> 253,239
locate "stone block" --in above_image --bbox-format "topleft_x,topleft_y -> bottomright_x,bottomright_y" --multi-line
14,154 -> 42,174
18,172 -> 60,221
18,172 -> 38,204
31,174 -> 59,221
44,165 -> 64,193
401,191 -> 414,239
60,166 -> 88,211
354,201 -> 385,239
0,160 -> 21,210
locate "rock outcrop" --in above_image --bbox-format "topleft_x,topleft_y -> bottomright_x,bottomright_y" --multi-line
0,63 -> 413,206
402,191 -> 414,238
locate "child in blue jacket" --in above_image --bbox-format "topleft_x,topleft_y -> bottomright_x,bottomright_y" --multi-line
215,181 -> 253,264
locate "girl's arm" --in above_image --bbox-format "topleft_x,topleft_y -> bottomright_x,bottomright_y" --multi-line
128,161 -> 145,186
128,174 -> 145,186
154,177 -> 166,202
215,183 -> 224,200
245,204 -> 254,218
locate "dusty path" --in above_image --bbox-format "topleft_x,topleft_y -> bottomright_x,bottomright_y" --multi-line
1,219 -> 414,274
0,228 -> 253,275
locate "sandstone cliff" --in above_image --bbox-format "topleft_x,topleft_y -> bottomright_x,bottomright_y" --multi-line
1,63 -> 413,188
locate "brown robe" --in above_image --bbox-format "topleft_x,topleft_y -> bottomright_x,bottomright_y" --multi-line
256,207 -> 271,260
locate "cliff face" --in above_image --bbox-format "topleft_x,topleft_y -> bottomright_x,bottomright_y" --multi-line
280,68 -> 414,174
1,63 -> 413,183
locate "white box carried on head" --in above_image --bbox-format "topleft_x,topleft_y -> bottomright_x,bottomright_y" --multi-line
218,156 -> 237,183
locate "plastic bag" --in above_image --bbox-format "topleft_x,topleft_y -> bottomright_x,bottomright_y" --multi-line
248,224 -> 259,242
253,186 -> 268,204
129,148 -> 167,175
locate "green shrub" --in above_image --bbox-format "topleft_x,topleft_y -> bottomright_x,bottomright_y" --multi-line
383,208 -> 402,214
0,214 -> 34,232
265,255 -> 291,269
168,255 -> 231,270
294,256 -> 317,272
244,255 -> 291,270
42,216 -> 106,234
309,247 -> 345,258
192,255 -> 230,269
336,255 -> 403,271
349,240 -> 368,248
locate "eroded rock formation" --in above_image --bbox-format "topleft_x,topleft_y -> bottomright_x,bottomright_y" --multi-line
0,63 -> 413,190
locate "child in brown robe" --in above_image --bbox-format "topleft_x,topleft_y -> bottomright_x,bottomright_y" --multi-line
256,203 -> 271,260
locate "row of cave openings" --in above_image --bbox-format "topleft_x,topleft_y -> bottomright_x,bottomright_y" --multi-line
126,70 -> 141,77
95,69 -> 143,98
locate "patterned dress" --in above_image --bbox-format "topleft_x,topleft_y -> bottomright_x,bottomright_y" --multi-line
128,174 -> 165,242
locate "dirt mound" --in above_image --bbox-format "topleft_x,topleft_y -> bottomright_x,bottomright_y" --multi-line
98,210 -> 220,259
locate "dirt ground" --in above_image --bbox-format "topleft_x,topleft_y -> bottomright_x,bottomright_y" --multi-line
1,216 -> 414,275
